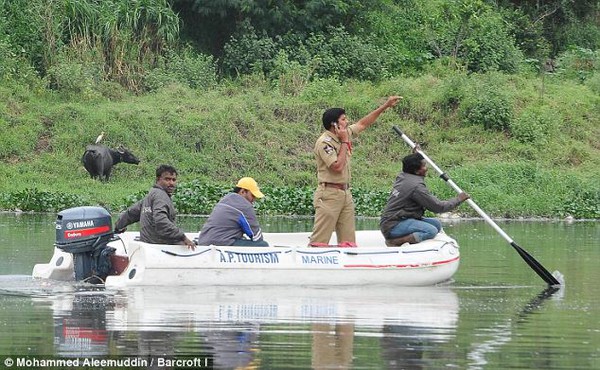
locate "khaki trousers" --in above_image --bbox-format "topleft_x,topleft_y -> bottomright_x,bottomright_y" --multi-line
311,323 -> 354,369
309,186 -> 356,245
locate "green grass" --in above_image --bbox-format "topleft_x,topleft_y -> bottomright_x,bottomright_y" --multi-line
1,74 -> 599,219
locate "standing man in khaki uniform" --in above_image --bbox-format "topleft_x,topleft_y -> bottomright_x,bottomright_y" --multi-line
309,96 -> 402,247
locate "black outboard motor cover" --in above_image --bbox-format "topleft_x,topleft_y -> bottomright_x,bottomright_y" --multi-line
55,206 -> 115,283
56,206 -> 113,252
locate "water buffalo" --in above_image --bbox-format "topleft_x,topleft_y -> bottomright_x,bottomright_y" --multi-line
82,144 -> 140,181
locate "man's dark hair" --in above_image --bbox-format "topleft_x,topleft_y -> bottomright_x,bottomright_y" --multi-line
402,153 -> 424,174
322,108 -> 345,130
156,164 -> 177,178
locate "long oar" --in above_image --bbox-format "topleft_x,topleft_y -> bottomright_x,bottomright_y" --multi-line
392,126 -> 560,286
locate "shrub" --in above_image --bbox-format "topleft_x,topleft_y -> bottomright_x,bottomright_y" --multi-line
557,22 -> 600,53
555,179 -> 600,219
269,50 -> 312,96
222,24 -> 397,82
585,73 -> 600,94
556,47 -> 600,83
120,181 -> 392,217
437,72 -> 470,112
172,181 -> 230,215
561,191 -> 600,219
257,186 -> 314,216
421,0 -> 523,73
354,188 -> 389,217
461,14 -> 523,73
45,53 -> 103,98
0,0 -> 48,74
0,38 -> 42,88
361,1 -> 435,74
222,21 -> 277,77
300,26 -> 394,81
462,83 -> 513,131
144,47 -> 217,91
510,106 -> 558,144
2,188 -> 87,212
300,78 -> 345,104
96,81 -> 128,101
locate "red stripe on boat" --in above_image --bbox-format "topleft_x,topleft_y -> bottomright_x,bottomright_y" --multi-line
344,256 -> 459,268
63,225 -> 111,239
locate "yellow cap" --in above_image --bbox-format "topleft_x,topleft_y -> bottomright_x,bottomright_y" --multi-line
236,177 -> 264,198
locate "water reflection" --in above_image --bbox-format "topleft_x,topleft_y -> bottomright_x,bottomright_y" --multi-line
312,323 -> 353,369
467,286 -> 562,369
24,285 -> 459,368
53,290 -> 112,357
381,325 -> 432,370
2,214 -> 598,368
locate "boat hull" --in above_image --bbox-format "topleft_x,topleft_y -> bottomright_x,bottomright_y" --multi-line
33,230 -> 460,287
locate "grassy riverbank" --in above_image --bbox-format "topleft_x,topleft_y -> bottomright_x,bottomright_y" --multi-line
1,72 -> 599,219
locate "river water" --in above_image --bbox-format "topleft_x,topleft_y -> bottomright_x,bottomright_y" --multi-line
0,213 -> 599,369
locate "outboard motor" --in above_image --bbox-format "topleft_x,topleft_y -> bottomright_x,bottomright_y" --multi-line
55,206 -> 115,284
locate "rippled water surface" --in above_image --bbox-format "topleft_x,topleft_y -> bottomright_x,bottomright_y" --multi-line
0,213 -> 599,369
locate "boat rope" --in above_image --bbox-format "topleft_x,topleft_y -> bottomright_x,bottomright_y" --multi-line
400,241 -> 455,254
161,248 -> 212,257
81,275 -> 105,284
112,235 -> 128,254
400,248 -> 441,254
344,250 -> 400,256
296,249 -> 341,255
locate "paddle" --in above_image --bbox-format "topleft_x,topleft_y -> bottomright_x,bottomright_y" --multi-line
392,125 -> 560,286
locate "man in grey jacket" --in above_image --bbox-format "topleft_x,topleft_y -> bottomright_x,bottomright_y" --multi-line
380,153 -> 469,246
197,177 -> 268,246
114,164 -> 195,250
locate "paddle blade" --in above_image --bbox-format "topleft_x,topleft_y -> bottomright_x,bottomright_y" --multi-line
510,242 -> 560,286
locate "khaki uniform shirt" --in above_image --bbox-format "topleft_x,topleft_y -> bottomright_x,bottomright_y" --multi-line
314,124 -> 358,184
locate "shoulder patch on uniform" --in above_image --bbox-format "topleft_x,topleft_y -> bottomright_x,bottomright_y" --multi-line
323,144 -> 335,155
324,136 -> 332,142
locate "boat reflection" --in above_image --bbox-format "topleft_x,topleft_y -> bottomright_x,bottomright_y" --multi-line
38,285 -> 459,368
53,291 -> 112,357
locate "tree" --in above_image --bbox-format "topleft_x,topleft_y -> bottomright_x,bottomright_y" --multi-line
497,0 -> 600,56
422,0 -> 522,72
173,0 -> 380,56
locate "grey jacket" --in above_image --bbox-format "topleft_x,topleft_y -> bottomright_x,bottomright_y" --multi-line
197,192 -> 264,246
114,185 -> 186,244
380,173 -> 462,237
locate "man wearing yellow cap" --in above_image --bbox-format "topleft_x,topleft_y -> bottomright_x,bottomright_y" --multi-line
197,177 -> 268,246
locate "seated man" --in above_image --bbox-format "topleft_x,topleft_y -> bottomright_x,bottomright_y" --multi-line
197,177 -> 269,247
380,153 -> 469,246
114,164 -> 195,250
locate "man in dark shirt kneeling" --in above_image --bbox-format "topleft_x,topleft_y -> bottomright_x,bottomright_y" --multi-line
380,153 -> 469,247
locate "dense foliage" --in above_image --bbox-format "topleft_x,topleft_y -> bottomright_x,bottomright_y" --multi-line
3,0 -> 600,90
0,0 -> 599,219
